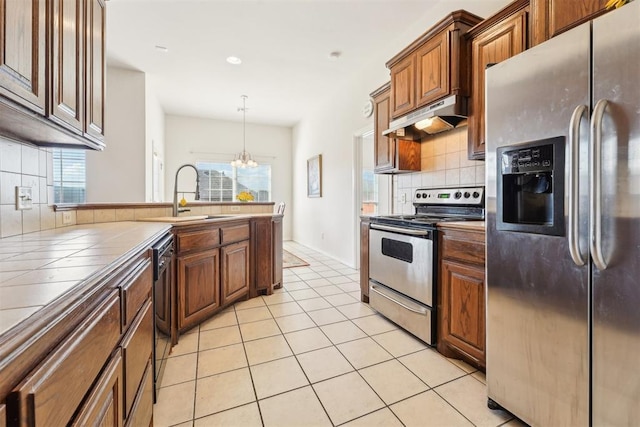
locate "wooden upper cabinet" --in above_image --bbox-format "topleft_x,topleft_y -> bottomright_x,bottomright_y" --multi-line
415,30 -> 449,108
85,0 -> 106,142
372,83 -> 395,172
370,82 -> 420,174
0,0 -> 46,113
51,0 -> 84,134
386,10 -> 483,120
467,0 -> 529,160
389,54 -> 415,118
530,0 -> 609,46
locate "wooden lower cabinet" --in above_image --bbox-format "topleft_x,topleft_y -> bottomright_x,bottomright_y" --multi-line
272,217 -> 283,289
7,292 -> 121,426
359,218 -> 370,303
71,349 -> 123,427
222,240 -> 250,304
177,249 -> 220,331
438,226 -> 486,370
125,361 -> 153,427
121,300 -> 153,418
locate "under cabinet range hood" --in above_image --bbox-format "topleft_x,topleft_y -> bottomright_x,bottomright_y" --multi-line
382,95 -> 467,140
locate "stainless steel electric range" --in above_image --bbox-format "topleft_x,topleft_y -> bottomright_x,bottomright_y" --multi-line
367,186 -> 485,345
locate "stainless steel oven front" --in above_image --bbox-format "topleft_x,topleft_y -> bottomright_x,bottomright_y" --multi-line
368,223 -> 436,344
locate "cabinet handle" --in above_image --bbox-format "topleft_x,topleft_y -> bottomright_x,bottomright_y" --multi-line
589,99 -> 608,271
568,104 -> 587,266
370,284 -> 428,315
370,224 -> 431,237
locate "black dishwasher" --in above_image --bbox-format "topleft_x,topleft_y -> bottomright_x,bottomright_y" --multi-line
152,233 -> 174,402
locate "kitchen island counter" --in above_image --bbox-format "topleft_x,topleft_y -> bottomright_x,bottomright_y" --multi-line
0,221 -> 171,336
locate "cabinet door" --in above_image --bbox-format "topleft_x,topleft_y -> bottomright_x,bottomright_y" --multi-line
8,292 -> 121,426
415,30 -> 449,108
71,349 -> 123,427
272,218 -> 283,289
221,240 -> 250,305
0,0 -> 46,113
154,254 -> 172,336
51,0 -> 84,133
389,54 -> 415,118
121,300 -> 152,419
85,0 -> 105,142
531,0 -> 608,45
372,86 -> 395,172
177,249 -> 220,331
468,11 -> 527,160
440,260 -> 485,367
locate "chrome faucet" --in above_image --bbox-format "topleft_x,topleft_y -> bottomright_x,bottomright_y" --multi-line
173,164 -> 200,216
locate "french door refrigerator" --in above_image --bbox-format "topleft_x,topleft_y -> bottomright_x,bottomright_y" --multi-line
485,2 -> 640,426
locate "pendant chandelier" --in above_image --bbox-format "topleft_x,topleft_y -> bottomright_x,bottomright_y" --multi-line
230,95 -> 258,168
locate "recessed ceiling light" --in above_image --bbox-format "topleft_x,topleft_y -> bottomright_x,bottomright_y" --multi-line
328,51 -> 342,61
154,45 -> 169,53
226,56 -> 242,65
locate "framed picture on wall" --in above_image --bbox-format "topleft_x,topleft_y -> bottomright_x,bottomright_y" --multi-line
307,154 -> 322,198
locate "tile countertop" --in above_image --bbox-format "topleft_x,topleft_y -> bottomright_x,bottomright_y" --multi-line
0,221 -> 171,336
437,221 -> 486,232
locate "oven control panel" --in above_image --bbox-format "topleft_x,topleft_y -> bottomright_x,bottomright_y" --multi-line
414,187 -> 484,205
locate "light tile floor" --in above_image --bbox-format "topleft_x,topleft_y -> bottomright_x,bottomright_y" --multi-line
154,241 -> 528,427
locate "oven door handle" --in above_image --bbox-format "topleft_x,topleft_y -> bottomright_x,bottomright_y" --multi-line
370,224 -> 431,237
370,284 -> 429,315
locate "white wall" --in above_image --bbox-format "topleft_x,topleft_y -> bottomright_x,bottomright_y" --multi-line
145,75 -> 166,202
86,66 -> 146,202
164,115 -> 293,240
291,0 -> 511,267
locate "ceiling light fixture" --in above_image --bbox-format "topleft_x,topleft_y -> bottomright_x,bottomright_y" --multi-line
226,56 -> 242,65
328,51 -> 342,61
230,95 -> 258,169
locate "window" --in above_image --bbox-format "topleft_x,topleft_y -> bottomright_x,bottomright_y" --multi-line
52,148 -> 86,203
196,161 -> 271,202
361,170 -> 378,215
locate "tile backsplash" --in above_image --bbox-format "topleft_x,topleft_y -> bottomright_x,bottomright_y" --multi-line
393,126 -> 485,214
0,137 -> 55,237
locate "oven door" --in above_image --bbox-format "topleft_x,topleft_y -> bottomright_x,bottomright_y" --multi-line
368,224 -> 434,306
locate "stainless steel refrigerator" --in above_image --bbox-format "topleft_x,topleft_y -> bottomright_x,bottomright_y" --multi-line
485,2 -> 640,425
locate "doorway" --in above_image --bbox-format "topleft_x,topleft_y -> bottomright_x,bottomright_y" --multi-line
353,127 -> 391,269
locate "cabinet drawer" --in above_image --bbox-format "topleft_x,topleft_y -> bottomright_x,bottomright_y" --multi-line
441,233 -> 485,265
221,223 -> 250,244
122,299 -> 153,418
124,360 -> 153,427
177,228 -> 220,253
8,291 -> 121,426
71,348 -> 123,427
121,259 -> 152,329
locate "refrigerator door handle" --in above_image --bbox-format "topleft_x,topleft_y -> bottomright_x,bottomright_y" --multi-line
590,99 -> 609,270
568,104 -> 588,266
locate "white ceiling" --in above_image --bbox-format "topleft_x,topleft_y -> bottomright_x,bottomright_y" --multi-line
106,0 -> 510,127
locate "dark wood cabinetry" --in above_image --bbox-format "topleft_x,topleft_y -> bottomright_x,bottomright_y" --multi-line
222,240 -> 250,304
386,10 -> 482,119
72,350 -> 123,427
438,225 -> 486,370
0,0 -> 106,149
466,0 -> 529,160
0,231 -> 164,427
177,248 -> 221,331
174,220 -> 254,334
0,0 -> 47,113
359,217 -> 370,303
250,216 -> 284,295
371,83 -> 420,174
530,0 -> 608,46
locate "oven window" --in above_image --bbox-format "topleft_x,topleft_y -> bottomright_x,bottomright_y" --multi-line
381,238 -> 413,263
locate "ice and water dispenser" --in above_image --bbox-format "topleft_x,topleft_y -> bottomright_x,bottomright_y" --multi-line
496,136 -> 565,236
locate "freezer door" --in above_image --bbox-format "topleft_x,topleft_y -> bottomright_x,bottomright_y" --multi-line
591,2 -> 640,424
485,23 -> 590,426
